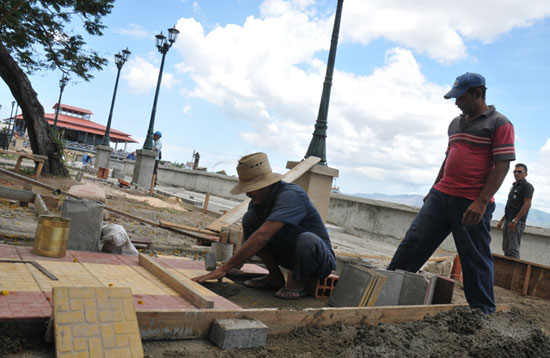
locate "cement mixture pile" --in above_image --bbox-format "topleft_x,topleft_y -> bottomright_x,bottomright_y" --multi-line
210,307 -> 550,358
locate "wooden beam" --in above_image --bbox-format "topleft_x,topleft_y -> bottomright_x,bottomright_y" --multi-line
33,194 -> 49,216
138,254 -> 214,309
0,185 -> 36,202
206,156 -> 322,233
136,303 -> 513,340
158,219 -> 218,237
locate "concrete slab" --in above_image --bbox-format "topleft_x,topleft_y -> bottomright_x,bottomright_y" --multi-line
61,198 -> 103,252
328,264 -> 386,307
398,271 -> 437,305
374,270 -> 405,306
209,318 -> 268,349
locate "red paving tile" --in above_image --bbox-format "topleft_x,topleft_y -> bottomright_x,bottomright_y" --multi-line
16,246 -> 76,262
0,244 -> 20,259
0,292 -> 52,320
70,250 -> 125,264
116,254 -> 140,266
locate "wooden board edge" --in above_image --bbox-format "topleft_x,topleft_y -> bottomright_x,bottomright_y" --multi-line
138,254 -> 214,309
136,303 -> 513,340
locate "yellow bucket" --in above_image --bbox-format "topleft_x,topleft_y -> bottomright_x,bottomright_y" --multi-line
32,216 -> 71,258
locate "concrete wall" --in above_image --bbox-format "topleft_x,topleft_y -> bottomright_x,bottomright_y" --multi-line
328,193 -> 550,267
118,161 -> 550,266
121,161 -> 247,200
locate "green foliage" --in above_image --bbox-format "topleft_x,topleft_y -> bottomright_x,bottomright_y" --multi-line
216,170 -> 227,175
0,0 -> 115,80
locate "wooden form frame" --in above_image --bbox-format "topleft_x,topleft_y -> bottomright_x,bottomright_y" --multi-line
138,254 -> 215,309
136,303 -> 512,340
493,254 -> 550,299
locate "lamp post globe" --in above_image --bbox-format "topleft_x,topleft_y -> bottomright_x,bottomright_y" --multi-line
143,25 -> 179,150
100,47 -> 131,146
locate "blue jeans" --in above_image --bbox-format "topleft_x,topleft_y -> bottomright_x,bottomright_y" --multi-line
388,189 -> 496,313
243,210 -> 336,281
502,220 -> 525,259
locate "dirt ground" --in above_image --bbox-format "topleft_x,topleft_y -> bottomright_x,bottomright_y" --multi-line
1,170 -> 550,357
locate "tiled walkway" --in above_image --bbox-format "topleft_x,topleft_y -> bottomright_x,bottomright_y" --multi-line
0,244 -> 250,320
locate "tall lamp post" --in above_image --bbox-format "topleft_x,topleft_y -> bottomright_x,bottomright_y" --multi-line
304,0 -> 344,165
100,48 -> 131,146
53,73 -> 70,131
142,25 -> 179,150
6,101 -> 15,135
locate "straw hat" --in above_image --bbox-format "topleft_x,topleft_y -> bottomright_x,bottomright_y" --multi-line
230,152 -> 283,195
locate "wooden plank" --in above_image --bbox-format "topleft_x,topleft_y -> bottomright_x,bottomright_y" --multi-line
158,219 -> 218,237
493,254 -> 550,300
136,303 -> 513,340
138,254 -> 214,309
206,156 -> 322,233
336,252 -> 452,262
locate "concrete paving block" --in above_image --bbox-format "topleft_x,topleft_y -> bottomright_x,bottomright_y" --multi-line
328,264 -> 384,307
209,318 -> 268,349
374,270 -> 405,306
398,271 -> 438,305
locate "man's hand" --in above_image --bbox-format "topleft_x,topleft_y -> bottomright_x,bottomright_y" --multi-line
508,221 -> 517,232
462,200 -> 488,225
192,267 -> 226,283
496,219 -> 504,230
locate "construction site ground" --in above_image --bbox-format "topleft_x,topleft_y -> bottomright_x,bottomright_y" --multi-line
1,168 -> 550,357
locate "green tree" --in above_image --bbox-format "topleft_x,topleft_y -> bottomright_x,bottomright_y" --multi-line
0,0 -> 115,175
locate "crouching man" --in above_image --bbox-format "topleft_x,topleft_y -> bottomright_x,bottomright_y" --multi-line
193,152 -> 336,299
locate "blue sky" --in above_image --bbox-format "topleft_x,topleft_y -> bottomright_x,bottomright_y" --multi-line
2,0 -> 550,212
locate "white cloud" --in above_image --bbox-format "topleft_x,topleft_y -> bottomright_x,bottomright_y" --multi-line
167,0 -> 550,202
122,56 -> 179,94
111,24 -> 150,39
342,0 -> 550,62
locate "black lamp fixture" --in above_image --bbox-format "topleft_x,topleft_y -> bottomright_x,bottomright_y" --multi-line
53,73 -> 70,130
143,25 -> 180,150
100,47 -> 131,146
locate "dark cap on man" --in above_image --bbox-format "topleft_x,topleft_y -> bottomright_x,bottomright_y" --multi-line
444,72 -> 486,99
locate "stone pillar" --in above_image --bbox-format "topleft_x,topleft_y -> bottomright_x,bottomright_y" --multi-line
286,161 -> 339,223
95,145 -> 112,169
132,149 -> 157,190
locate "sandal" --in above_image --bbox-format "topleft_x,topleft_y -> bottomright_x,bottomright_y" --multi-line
274,286 -> 308,300
243,276 -> 284,290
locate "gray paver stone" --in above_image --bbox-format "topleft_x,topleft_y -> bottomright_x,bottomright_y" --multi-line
209,318 -> 268,349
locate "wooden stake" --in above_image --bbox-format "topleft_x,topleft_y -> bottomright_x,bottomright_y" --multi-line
149,174 -> 156,196
203,192 -> 210,214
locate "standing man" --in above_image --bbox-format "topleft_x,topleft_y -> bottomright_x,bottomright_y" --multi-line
152,131 -> 162,186
388,72 -> 515,314
497,163 -> 534,259
193,152 -> 336,299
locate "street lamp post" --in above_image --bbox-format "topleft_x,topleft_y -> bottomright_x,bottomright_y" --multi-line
304,0 -> 344,165
53,73 -> 70,131
6,101 -> 15,135
142,25 -> 179,150
100,48 -> 131,146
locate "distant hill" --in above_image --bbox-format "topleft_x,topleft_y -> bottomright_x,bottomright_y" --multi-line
352,193 -> 550,229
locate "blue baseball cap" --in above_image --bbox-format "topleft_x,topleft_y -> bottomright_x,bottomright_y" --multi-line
444,72 -> 486,99
154,131 -> 162,137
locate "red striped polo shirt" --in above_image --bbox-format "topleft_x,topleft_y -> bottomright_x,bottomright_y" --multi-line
434,105 -> 515,201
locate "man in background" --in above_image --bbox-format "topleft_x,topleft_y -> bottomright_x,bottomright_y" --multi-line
152,131 -> 162,186
497,163 -> 534,259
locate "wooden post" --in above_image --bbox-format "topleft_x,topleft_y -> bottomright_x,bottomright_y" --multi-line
203,192 -> 210,214
149,174 -> 156,196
